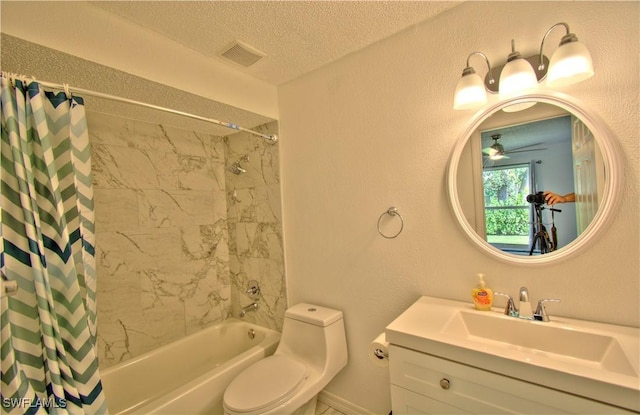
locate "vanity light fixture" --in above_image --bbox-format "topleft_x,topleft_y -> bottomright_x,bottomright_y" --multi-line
541,22 -> 594,88
453,22 -> 594,111
453,52 -> 495,110
499,40 -> 538,112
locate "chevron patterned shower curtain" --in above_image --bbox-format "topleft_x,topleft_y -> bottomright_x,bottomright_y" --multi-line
1,76 -> 107,414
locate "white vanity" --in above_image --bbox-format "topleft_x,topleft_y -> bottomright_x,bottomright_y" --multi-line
386,296 -> 640,414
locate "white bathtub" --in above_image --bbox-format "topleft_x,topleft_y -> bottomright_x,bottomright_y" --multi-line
101,319 -> 280,414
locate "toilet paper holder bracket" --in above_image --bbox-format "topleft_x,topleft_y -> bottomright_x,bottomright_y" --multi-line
373,348 -> 388,360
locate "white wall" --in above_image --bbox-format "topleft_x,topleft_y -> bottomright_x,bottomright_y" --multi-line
278,2 -> 639,412
0,1 -> 278,119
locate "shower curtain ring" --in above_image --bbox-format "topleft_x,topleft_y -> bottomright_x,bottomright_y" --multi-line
63,83 -> 71,99
377,207 -> 404,239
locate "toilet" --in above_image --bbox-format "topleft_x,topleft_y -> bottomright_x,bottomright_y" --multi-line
223,303 -> 347,415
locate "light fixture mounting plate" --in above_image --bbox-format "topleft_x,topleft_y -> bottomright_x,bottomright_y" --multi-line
484,55 -> 550,93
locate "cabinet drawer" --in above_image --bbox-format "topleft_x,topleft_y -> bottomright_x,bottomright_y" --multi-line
389,345 -> 635,414
391,384 -> 472,415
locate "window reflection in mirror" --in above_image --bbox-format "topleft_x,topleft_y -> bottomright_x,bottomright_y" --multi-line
457,102 -> 603,256
483,163 -> 533,253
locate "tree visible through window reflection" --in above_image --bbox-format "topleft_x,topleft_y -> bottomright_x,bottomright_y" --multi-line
483,165 -> 530,247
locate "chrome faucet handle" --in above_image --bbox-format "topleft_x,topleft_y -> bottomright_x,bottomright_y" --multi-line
534,298 -> 561,322
246,280 -> 261,300
494,292 -> 519,317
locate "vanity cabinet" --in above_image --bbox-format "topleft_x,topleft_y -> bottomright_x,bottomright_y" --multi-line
389,345 -> 636,414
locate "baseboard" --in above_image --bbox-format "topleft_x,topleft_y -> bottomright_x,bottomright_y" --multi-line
318,390 -> 376,415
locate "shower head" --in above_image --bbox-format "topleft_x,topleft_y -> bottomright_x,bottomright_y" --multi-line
227,155 -> 249,175
227,164 -> 246,175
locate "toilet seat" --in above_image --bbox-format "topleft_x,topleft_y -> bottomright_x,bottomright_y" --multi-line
224,355 -> 308,413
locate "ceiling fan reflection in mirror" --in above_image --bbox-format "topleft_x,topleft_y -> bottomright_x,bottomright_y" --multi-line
482,134 -> 547,162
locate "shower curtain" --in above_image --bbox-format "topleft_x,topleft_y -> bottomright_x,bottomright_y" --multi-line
0,76 -> 107,414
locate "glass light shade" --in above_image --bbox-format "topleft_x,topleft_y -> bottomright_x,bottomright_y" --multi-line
499,58 -> 538,112
453,72 -> 487,110
499,57 -> 538,95
547,40 -> 594,88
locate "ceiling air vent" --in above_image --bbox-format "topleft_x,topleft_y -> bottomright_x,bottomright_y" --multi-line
220,40 -> 266,67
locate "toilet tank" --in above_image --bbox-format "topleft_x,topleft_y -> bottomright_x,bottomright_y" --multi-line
276,303 -> 347,378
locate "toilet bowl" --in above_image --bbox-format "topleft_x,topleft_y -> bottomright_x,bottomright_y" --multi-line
223,303 -> 347,415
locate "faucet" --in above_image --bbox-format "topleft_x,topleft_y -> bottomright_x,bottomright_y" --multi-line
494,292 -> 518,317
518,287 -> 534,319
534,298 -> 561,322
239,280 -> 261,318
496,288 -> 561,322
239,302 -> 259,318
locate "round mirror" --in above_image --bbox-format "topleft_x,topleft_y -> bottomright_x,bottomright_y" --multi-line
447,91 -> 623,265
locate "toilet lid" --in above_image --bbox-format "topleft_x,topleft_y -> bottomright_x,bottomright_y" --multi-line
224,355 -> 307,412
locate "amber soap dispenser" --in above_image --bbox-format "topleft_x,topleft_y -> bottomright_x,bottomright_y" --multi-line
471,273 -> 493,311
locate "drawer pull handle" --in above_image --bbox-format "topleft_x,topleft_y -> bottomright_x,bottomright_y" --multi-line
440,378 -> 451,390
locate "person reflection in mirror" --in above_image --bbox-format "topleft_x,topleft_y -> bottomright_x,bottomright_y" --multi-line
544,191 -> 575,205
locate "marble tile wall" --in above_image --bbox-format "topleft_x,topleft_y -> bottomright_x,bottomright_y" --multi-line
225,122 -> 286,331
89,111 -> 283,368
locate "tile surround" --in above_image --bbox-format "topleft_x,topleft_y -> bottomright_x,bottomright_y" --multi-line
225,123 -> 286,331
90,111 -> 282,368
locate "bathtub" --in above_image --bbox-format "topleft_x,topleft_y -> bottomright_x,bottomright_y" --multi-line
100,319 -> 280,414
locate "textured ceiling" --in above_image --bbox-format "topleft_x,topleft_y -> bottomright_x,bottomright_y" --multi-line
2,1 -> 461,135
88,1 -> 461,86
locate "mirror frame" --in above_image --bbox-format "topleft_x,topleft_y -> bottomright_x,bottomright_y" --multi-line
447,91 -> 623,266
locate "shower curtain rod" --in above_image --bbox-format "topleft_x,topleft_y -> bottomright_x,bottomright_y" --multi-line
2,73 -> 278,143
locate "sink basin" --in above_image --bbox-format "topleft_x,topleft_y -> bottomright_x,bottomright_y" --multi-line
386,296 -> 640,412
444,309 -> 637,377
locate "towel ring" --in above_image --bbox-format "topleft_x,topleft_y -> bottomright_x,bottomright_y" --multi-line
377,207 -> 404,239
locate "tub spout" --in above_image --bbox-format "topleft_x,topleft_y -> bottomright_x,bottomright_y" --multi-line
239,302 -> 259,318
